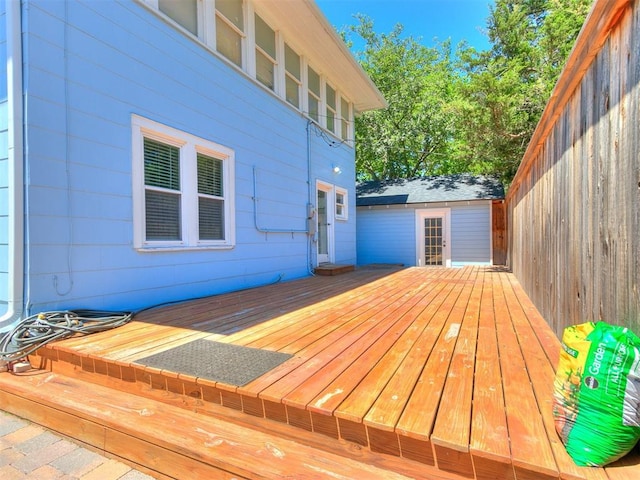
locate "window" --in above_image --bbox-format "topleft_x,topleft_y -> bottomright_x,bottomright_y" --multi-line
335,187 -> 348,220
255,14 -> 276,90
284,43 -> 301,108
216,0 -> 244,67
150,1 -> 352,140
307,66 -> 320,122
325,83 -> 336,133
340,97 -> 351,140
159,0 -> 198,35
132,116 -> 235,250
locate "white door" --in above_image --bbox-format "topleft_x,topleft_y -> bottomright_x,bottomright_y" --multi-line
317,183 -> 334,264
416,209 -> 451,267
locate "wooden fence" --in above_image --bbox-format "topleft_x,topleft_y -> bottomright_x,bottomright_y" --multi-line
506,0 -> 640,337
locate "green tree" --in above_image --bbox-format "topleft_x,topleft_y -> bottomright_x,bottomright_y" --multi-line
346,16 -> 459,181
344,1 -> 591,185
452,0 -> 593,185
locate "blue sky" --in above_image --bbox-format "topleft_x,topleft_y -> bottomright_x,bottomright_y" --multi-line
316,0 -> 494,51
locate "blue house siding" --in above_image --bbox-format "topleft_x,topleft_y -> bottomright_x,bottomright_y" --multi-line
450,204 -> 492,266
0,0 -> 8,317
21,1 -> 357,314
356,202 -> 493,267
356,208 -> 416,266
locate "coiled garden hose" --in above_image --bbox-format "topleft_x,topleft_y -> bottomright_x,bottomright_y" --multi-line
0,310 -> 132,363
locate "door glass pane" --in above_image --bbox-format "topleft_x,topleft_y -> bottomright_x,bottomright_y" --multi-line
317,190 -> 328,256
424,217 -> 443,266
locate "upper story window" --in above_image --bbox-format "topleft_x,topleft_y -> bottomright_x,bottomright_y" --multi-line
158,0 -> 198,35
326,83 -> 336,133
340,97 -> 351,141
148,0 -> 353,141
254,14 -> 276,91
132,115 -> 236,250
307,66 -> 321,123
216,0 -> 244,67
284,43 -> 301,108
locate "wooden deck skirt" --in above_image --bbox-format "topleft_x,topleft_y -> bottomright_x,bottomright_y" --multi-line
1,266 -> 639,479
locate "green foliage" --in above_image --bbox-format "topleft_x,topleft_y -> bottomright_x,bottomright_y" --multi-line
346,0 -> 593,187
451,0 -> 593,186
346,16 -> 460,181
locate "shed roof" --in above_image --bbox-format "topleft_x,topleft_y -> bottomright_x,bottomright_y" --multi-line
356,174 -> 505,206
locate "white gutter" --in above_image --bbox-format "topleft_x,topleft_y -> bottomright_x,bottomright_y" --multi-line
1,0 -> 25,329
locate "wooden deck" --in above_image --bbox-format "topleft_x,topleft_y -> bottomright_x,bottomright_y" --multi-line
1,266 -> 639,479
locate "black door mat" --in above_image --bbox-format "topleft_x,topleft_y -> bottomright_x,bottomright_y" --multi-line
134,339 -> 293,386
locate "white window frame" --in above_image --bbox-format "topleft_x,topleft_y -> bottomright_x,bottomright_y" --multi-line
339,93 -> 352,142
325,81 -> 337,135
283,42 -> 301,108
307,65 -> 321,123
253,12 -> 278,92
335,187 -> 348,221
214,0 -> 246,68
132,115 -> 236,251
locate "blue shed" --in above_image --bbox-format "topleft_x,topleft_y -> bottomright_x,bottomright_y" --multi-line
356,175 -> 505,267
0,0 -> 386,329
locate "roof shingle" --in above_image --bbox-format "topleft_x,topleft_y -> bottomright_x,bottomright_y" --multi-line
356,174 -> 505,206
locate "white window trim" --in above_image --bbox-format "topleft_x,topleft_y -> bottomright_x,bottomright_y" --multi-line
335,186 -> 348,221
338,92 -> 353,143
214,4 -> 247,67
132,115 -> 236,251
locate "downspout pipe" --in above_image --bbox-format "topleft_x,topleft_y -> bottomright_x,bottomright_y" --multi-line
1,0 -> 25,330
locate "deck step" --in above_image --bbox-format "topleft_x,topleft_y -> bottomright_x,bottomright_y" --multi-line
314,263 -> 355,276
0,370 -> 449,480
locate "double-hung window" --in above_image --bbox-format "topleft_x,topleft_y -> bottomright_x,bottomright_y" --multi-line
284,43 -> 301,108
335,187 -> 348,220
340,97 -> 351,141
255,14 -> 276,91
325,83 -> 337,134
307,66 -> 321,122
216,0 -> 244,67
132,115 -> 235,250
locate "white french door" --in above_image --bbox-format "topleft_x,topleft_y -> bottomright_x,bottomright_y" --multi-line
316,182 -> 334,264
416,209 -> 451,267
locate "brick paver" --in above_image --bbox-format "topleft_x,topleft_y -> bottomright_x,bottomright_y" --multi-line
0,411 -> 157,480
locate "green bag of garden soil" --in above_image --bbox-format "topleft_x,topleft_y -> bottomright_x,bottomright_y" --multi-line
553,321 -> 640,466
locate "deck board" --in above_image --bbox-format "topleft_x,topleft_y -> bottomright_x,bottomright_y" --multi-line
20,265 -> 640,480
469,270 -> 514,480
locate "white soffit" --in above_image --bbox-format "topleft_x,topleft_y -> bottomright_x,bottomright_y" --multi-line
254,0 -> 387,113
